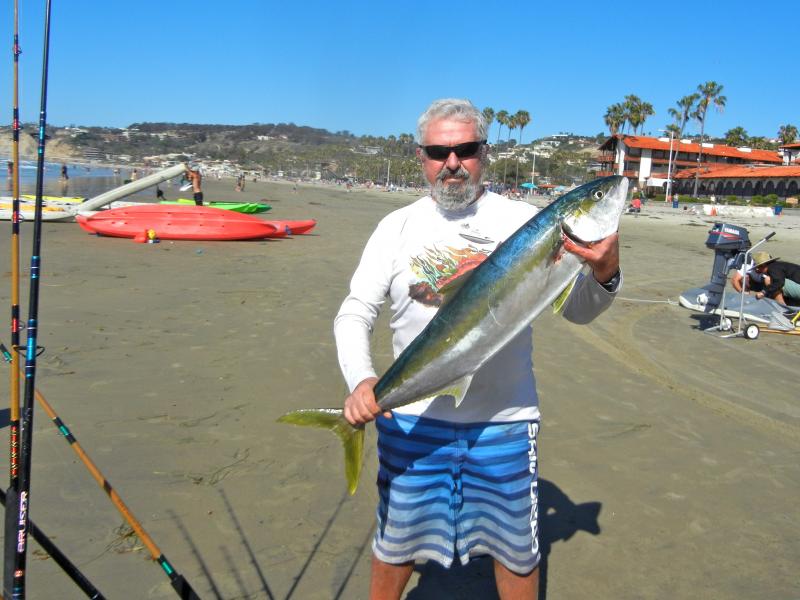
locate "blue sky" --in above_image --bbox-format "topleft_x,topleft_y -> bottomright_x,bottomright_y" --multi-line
1,0 -> 796,141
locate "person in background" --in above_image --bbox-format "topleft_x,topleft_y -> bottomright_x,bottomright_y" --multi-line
334,98 -> 621,599
731,251 -> 800,306
185,166 -> 203,206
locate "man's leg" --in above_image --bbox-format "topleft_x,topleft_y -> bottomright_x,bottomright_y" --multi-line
369,556 -> 414,600
494,561 -> 539,600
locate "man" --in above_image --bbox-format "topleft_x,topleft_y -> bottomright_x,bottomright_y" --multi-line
185,165 -> 203,206
731,251 -> 800,306
334,99 -> 621,599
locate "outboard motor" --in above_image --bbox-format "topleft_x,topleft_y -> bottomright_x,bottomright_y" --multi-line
703,222 -> 751,307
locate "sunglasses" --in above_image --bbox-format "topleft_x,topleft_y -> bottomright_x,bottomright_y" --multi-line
420,140 -> 486,161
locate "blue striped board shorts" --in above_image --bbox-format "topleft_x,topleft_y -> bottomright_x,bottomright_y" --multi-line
373,413 -> 541,575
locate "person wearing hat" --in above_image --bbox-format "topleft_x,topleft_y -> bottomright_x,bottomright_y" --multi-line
731,251 -> 800,306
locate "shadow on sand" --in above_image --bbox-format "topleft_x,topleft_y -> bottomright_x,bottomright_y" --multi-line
405,479 -> 601,600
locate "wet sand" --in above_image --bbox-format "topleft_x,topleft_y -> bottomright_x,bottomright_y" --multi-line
0,178 -> 799,599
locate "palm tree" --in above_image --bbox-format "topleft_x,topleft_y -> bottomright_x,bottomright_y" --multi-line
604,103 -> 626,136
514,110 -> 531,145
778,124 -> 798,145
724,126 -> 748,147
506,114 -> 518,143
504,114 -> 518,186
494,110 -> 509,183
623,95 -> 654,135
692,81 -> 727,197
495,110 -> 509,145
513,110 -> 531,187
482,107 -> 495,140
667,93 -> 699,139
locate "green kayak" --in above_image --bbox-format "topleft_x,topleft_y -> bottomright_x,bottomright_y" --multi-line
160,199 -> 271,213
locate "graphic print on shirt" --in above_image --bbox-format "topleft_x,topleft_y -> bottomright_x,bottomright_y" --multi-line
408,244 -> 491,307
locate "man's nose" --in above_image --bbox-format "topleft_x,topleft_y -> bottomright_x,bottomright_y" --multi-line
445,151 -> 461,170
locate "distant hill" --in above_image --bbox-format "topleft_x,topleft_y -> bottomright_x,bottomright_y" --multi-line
0,122 -> 604,186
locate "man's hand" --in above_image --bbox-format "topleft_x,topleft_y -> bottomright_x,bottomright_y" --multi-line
563,232 -> 620,284
343,376 -> 390,425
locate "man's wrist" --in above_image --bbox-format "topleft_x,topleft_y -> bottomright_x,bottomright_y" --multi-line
596,268 -> 621,292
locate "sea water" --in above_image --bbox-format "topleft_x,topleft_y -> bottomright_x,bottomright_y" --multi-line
0,158 -> 175,202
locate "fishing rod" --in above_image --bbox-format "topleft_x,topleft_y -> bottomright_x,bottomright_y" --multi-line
0,481 -> 105,598
0,343 -> 202,599
7,0 -> 52,596
3,0 -> 23,591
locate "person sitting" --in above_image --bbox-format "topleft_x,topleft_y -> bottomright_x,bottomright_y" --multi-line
731,251 -> 800,306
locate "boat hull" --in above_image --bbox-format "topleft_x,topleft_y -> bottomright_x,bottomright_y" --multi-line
75,204 -> 287,241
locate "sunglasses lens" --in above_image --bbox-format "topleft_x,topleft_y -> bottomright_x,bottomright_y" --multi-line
424,145 -> 450,160
455,142 -> 481,158
423,141 -> 483,160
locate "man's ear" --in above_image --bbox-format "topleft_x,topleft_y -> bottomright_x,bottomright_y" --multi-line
416,146 -> 423,160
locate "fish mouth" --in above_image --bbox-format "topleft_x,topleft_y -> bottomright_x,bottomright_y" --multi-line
561,222 -> 591,247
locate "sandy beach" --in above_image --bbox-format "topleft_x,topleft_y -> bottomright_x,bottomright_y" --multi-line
0,177 -> 799,599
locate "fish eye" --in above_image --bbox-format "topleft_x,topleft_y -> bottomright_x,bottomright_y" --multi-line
593,190 -> 605,200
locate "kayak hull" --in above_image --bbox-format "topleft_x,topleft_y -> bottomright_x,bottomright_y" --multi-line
263,219 -> 317,235
75,205 -> 287,241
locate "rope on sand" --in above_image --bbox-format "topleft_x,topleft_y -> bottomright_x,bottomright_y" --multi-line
617,296 -> 680,306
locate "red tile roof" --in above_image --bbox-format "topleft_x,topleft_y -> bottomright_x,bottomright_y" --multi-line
600,135 -> 782,164
780,142 -> 800,149
673,165 -> 800,179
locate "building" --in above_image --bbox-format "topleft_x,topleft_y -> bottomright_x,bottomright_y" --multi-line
780,142 -> 800,165
598,134 -> 782,192
672,164 -> 800,199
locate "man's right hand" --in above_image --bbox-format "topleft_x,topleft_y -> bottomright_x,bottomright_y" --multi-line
343,377 -> 390,425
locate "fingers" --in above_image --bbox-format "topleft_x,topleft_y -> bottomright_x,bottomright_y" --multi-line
343,377 -> 382,425
562,232 -> 619,283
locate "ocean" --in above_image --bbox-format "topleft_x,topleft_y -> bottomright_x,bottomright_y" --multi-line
1,158 -> 178,202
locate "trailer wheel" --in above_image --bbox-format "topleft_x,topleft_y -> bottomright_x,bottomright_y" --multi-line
745,324 -> 760,340
721,317 -> 733,331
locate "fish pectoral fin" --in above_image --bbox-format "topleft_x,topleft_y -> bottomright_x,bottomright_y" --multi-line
552,275 -> 579,314
430,373 -> 475,408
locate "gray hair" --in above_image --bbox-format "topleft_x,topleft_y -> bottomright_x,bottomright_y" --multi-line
416,98 -> 487,144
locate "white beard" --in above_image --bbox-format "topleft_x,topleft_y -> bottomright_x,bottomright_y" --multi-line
431,167 -> 482,210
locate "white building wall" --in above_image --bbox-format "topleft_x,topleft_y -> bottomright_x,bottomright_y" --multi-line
639,150 -> 652,184
616,144 -> 625,175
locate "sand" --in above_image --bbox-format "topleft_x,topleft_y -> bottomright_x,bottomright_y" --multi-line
0,178 -> 798,599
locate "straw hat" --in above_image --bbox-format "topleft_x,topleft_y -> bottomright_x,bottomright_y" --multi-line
752,251 -> 778,268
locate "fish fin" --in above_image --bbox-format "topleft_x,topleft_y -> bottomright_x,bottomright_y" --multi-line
552,275 -> 579,314
277,408 -> 365,495
437,271 -> 475,306
428,373 -> 474,408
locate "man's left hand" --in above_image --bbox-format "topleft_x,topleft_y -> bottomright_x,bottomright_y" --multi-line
563,232 -> 620,284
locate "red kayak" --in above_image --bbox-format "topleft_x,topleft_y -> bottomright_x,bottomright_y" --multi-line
76,205 -> 288,241
262,219 -> 317,235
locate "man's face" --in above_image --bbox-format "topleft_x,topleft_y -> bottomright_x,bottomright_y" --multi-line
417,118 -> 485,209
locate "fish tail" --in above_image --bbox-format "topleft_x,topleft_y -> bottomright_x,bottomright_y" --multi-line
277,408 -> 365,495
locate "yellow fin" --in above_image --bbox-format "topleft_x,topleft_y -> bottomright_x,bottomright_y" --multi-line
277,408 -> 365,495
552,275 -> 579,314
424,373 -> 474,407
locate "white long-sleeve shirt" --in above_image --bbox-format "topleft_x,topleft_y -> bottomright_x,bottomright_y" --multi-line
334,191 -> 620,423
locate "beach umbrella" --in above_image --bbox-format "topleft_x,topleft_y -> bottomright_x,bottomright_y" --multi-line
520,182 -> 537,189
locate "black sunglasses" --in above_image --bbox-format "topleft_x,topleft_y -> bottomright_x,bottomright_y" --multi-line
420,140 -> 486,160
